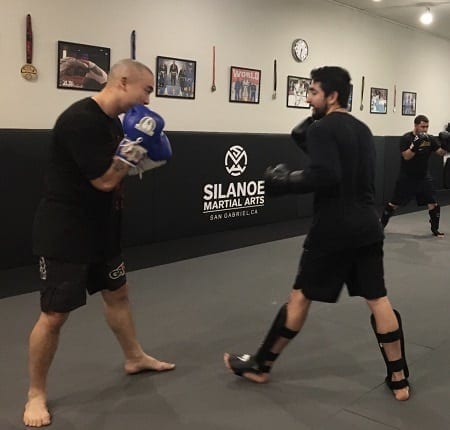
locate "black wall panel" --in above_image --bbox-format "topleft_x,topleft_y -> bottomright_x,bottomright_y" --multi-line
1,130 -> 310,269
1,129 -> 447,270
122,131 -> 311,247
0,130 -> 50,269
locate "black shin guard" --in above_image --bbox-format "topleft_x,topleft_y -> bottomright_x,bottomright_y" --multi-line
254,303 -> 298,371
380,204 -> 395,228
227,304 -> 299,377
429,205 -> 443,236
370,309 -> 409,392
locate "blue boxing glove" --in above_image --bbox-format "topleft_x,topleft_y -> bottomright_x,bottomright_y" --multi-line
115,137 -> 148,167
122,105 -> 172,162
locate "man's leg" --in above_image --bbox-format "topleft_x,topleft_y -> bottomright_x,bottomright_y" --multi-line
24,311 -> 70,427
428,203 -> 444,237
101,283 -> 175,373
224,289 -> 311,383
366,296 -> 409,401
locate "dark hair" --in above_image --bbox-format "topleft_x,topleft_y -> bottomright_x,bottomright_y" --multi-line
310,66 -> 351,108
414,114 -> 429,124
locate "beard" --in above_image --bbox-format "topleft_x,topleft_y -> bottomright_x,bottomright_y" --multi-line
311,106 -> 326,120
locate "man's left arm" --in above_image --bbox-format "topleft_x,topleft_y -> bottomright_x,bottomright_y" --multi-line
264,124 -> 340,196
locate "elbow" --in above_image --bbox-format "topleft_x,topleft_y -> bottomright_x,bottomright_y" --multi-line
90,178 -> 117,193
98,183 -> 116,193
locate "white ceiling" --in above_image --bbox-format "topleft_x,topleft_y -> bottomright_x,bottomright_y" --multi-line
328,0 -> 450,41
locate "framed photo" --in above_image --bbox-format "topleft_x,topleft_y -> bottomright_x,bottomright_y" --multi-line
370,87 -> 388,114
229,66 -> 261,104
402,91 -> 417,116
156,56 -> 196,99
347,84 -> 353,112
286,76 -> 311,109
57,41 -> 110,91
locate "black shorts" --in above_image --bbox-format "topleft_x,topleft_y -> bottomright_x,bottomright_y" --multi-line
391,176 -> 437,206
38,255 -> 127,313
293,242 -> 387,303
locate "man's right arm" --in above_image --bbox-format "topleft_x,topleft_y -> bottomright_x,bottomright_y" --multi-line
90,134 -> 150,192
401,133 -> 419,160
402,147 -> 415,160
90,158 -> 130,192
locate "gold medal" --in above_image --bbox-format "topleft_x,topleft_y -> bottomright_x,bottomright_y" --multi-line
21,14 -> 38,81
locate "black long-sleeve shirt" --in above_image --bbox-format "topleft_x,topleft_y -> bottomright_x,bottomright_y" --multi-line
301,112 -> 384,252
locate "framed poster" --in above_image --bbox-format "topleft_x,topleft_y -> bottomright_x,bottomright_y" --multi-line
229,66 -> 261,104
57,41 -> 110,91
156,56 -> 196,99
402,91 -> 417,116
370,87 -> 388,114
286,75 -> 311,109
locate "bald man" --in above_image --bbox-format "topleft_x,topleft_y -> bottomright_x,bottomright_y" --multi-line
24,59 -> 175,428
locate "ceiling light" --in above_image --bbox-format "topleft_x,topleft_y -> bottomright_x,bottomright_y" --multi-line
420,8 -> 433,25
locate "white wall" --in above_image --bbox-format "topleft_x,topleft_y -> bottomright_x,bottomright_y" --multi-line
1,0 -> 449,135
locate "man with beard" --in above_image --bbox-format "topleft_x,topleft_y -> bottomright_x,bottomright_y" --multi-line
223,66 -> 410,402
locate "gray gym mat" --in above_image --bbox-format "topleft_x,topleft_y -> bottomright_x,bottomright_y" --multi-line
1,208 -> 449,430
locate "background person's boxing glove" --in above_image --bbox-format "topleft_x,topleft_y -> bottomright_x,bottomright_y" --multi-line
438,131 -> 450,152
409,133 -> 429,152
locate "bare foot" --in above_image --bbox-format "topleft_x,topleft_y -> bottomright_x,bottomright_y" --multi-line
393,386 -> 410,401
223,353 -> 269,383
23,395 -> 51,427
392,371 -> 410,401
124,354 -> 175,374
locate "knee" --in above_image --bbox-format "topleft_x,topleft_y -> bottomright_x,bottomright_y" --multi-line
102,283 -> 130,307
39,311 -> 69,332
288,289 -> 311,309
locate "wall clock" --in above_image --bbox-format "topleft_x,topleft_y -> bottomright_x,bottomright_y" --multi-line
291,38 -> 309,62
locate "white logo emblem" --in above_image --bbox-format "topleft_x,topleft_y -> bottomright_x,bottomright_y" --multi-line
225,145 -> 247,176
39,257 -> 47,280
237,354 -> 252,362
135,116 -> 156,136
109,262 -> 126,280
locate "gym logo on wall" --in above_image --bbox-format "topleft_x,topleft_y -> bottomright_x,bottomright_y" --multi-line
203,145 -> 265,221
225,145 -> 247,176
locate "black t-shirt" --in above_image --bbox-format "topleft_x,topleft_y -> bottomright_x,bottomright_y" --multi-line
302,112 -> 383,252
33,98 -> 124,263
399,131 -> 439,179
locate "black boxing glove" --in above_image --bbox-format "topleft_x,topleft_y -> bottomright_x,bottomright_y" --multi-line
439,131 -> 450,152
264,164 -> 313,196
409,133 -> 428,152
291,117 -> 315,153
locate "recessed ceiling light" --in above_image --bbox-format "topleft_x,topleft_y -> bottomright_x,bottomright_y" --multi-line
420,8 -> 433,25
